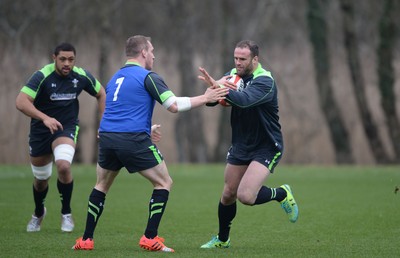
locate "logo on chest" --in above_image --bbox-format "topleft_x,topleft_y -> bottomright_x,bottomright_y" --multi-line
72,79 -> 79,88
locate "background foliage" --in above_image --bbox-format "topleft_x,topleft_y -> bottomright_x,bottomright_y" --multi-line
1,0 -> 399,164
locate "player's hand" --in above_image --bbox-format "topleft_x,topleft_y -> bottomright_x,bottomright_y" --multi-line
198,67 -> 219,88
204,86 -> 228,103
43,117 -> 63,134
151,124 -> 162,142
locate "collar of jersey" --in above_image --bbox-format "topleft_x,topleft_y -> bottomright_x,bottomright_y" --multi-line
125,61 -> 141,67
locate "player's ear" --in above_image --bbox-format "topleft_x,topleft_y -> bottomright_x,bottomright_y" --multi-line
141,49 -> 147,58
52,54 -> 57,62
252,56 -> 258,65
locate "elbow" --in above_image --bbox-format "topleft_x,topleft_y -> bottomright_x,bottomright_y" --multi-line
15,96 -> 23,112
167,103 -> 179,113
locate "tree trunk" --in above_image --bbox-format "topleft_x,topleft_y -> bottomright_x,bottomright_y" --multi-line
170,2 -> 208,163
91,0 -> 114,163
377,0 -> 400,162
339,0 -> 389,163
307,0 -> 353,163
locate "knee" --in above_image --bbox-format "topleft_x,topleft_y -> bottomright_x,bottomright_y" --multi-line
156,176 -> 173,191
165,176 -> 173,189
221,188 -> 237,204
56,160 -> 71,176
237,191 -> 256,206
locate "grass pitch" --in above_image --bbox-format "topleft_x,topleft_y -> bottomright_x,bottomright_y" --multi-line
0,164 -> 399,257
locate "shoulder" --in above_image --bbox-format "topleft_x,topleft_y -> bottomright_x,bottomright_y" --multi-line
72,66 -> 91,77
146,72 -> 162,81
253,63 -> 273,80
36,63 -> 55,78
71,66 -> 99,83
26,63 -> 54,85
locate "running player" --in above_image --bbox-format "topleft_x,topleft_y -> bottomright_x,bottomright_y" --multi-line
16,42 -> 106,233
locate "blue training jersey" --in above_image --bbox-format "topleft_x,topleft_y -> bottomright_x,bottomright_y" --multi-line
99,62 -> 174,134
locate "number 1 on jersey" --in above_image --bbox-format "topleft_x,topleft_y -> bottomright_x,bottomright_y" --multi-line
113,77 -> 125,101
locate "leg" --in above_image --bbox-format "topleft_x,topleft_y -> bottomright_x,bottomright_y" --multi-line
26,154 -> 53,232
30,155 -> 53,215
139,161 -> 172,238
237,161 -> 288,205
73,164 -> 119,250
52,137 -> 75,213
221,164 -> 247,205
201,164 -> 247,248
52,137 -> 76,232
237,161 -> 270,205
138,161 -> 174,252
85,164 -> 120,238
219,164 -> 247,241
238,161 -> 299,222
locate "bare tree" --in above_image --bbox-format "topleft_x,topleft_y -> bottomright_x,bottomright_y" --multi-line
376,0 -> 400,162
307,0 -> 353,163
339,0 -> 389,163
167,1 -> 208,162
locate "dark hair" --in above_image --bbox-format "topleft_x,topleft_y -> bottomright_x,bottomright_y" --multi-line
54,43 -> 76,56
125,35 -> 151,58
236,40 -> 259,58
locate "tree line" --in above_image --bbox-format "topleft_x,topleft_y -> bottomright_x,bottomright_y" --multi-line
0,0 -> 399,164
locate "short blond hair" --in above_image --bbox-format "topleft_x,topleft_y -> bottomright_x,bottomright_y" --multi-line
125,35 -> 151,58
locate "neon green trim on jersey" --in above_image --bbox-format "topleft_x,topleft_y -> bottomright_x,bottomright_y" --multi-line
73,66 -> 86,76
20,86 -> 37,98
253,64 -> 272,79
73,66 -> 102,93
147,74 -> 175,103
149,145 -> 162,164
229,63 -> 273,80
22,63 -> 56,99
40,63 -> 56,77
125,61 -> 141,67
160,91 -> 175,103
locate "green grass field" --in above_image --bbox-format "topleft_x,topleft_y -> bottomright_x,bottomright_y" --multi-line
0,164 -> 399,257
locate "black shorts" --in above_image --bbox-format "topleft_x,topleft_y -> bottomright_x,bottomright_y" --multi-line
226,145 -> 283,173
29,124 -> 79,157
98,132 -> 164,173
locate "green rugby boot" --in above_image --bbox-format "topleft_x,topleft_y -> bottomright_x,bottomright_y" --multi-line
280,184 -> 299,223
200,235 -> 230,249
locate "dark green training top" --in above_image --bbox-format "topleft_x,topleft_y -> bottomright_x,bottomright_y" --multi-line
225,63 -> 283,156
20,63 -> 102,134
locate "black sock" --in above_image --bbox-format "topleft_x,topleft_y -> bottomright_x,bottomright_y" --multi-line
254,186 -> 286,204
144,189 -> 169,239
33,185 -> 48,217
57,179 -> 73,214
83,188 -> 106,240
218,201 -> 236,242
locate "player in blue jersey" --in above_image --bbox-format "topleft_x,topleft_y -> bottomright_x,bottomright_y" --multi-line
198,40 -> 299,248
16,43 -> 106,233
72,35 -> 228,252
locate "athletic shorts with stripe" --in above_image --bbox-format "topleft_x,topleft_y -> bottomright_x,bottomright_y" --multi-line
29,124 -> 79,157
98,132 -> 164,173
226,145 -> 283,173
